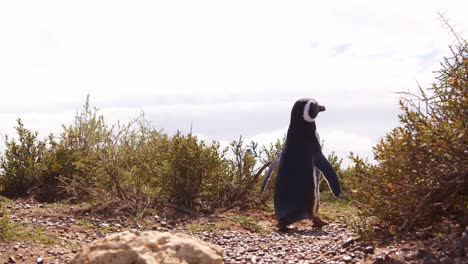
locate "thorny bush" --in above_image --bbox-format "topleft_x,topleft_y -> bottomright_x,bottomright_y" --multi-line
0,97 -> 287,213
350,36 -> 467,236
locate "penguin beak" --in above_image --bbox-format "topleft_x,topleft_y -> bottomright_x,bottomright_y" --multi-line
318,105 -> 326,112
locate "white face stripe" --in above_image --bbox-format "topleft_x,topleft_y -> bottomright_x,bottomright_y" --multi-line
303,100 -> 316,123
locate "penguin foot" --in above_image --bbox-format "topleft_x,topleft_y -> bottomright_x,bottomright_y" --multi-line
312,217 -> 329,228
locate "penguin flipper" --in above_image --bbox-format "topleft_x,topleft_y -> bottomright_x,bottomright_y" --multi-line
260,152 -> 282,193
314,152 -> 341,197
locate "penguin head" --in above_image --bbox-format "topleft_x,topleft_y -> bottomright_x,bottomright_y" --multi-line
300,98 -> 326,123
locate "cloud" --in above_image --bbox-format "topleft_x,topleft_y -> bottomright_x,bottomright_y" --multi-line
320,130 -> 376,167
332,44 -> 352,56
0,0 -> 467,164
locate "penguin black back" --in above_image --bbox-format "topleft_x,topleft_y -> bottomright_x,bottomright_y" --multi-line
272,98 -> 340,228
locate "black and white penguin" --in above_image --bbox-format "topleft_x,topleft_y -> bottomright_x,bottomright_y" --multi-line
261,98 -> 341,230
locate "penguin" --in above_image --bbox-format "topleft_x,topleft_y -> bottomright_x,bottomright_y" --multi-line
261,98 -> 341,230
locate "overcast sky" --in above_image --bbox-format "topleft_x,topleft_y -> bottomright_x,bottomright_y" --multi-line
1,1 -> 467,165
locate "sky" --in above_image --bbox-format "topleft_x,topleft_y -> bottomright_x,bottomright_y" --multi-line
0,0 -> 467,166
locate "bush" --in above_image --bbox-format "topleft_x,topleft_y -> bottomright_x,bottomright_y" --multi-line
0,119 -> 45,197
201,138 -> 268,210
99,116 -> 169,208
163,132 -> 225,209
56,97 -> 112,201
350,36 -> 467,233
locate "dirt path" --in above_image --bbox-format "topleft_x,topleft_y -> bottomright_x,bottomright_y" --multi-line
0,201 -> 466,263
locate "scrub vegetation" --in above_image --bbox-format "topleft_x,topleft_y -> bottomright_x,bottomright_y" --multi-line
0,96 -> 282,214
349,34 -> 467,237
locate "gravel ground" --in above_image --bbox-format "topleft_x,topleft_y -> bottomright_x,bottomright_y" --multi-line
0,201 -> 466,264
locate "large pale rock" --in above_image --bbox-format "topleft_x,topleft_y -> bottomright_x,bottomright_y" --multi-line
71,231 -> 224,264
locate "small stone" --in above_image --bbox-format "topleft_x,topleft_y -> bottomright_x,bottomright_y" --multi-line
36,257 -> 44,264
363,246 -> 375,254
342,238 -> 357,248
353,246 -> 363,251
342,255 -> 352,262
7,256 -> 16,264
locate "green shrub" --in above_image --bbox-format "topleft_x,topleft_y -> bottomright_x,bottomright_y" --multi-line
57,103 -> 170,208
350,37 -> 467,233
0,119 -> 45,197
202,137 -> 266,210
163,132 -> 225,208
101,116 -> 169,207
55,96 -> 112,201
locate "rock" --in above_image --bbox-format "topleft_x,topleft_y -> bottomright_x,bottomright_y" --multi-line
342,238 -> 357,248
363,246 -> 375,254
7,256 -> 16,264
71,231 -> 223,264
36,257 -> 44,264
373,255 -> 384,263
342,255 -> 352,262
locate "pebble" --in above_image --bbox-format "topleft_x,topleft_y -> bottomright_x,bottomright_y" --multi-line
363,246 -> 374,254
342,238 -> 356,248
342,255 -> 352,262
5,200 -> 466,264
